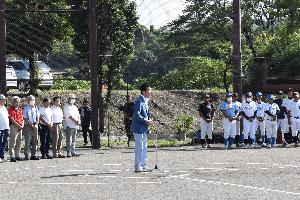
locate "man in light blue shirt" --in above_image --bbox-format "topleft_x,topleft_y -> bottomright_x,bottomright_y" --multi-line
23,95 -> 40,160
131,83 -> 154,172
220,93 -> 239,149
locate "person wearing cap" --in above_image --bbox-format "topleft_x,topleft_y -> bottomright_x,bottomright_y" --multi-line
51,96 -> 65,158
240,92 -> 257,148
39,98 -> 53,159
287,92 -> 300,147
8,96 -> 24,162
274,91 -> 288,146
63,94 -> 81,157
232,93 -> 242,147
282,88 -> 294,135
0,94 -> 9,163
121,94 -> 134,147
254,92 -> 267,147
79,98 -> 92,145
220,93 -> 239,149
198,94 -> 215,148
23,95 -> 40,160
264,94 -> 280,148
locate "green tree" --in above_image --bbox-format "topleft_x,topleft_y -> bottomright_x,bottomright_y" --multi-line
68,0 -> 138,132
6,0 -> 72,94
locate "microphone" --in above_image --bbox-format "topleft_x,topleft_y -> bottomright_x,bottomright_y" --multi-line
151,100 -> 162,109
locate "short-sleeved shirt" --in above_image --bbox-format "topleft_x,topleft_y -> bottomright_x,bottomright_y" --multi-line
198,102 -> 214,119
0,106 -> 10,130
241,100 -> 256,118
274,99 -> 286,119
8,106 -> 23,126
23,104 -> 39,124
264,103 -> 280,120
288,100 -> 300,120
255,102 -> 266,118
51,105 -> 63,123
63,103 -> 80,129
39,106 -> 53,125
220,102 -> 238,118
233,101 -> 241,111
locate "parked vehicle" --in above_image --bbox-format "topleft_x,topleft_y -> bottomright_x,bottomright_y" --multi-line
7,60 -> 53,89
6,64 -> 18,89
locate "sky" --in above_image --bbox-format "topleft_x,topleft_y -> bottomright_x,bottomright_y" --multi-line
135,0 -> 186,28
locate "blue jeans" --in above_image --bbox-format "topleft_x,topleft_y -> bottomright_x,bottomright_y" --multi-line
0,129 -> 9,159
134,132 -> 148,170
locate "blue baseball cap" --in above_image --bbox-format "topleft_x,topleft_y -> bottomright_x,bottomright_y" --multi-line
256,92 -> 263,97
267,94 -> 274,99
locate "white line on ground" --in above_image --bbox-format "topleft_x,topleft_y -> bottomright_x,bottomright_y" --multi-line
96,175 -> 117,178
109,170 -> 122,172
181,177 -> 300,196
103,164 -> 122,166
137,181 -> 162,184
41,182 -> 108,185
247,163 -> 261,165
213,163 -> 230,165
123,177 -> 148,179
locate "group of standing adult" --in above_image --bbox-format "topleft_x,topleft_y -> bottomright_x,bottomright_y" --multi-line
0,93 -> 92,162
198,88 -> 300,149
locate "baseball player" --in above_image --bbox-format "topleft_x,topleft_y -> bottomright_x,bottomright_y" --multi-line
240,92 -> 257,148
282,88 -> 294,138
232,93 -> 242,147
254,92 -> 267,147
274,91 -> 288,146
220,93 -> 239,149
264,94 -> 280,148
198,94 -> 215,148
287,92 -> 300,147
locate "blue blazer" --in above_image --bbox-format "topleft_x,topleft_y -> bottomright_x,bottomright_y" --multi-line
131,95 -> 149,134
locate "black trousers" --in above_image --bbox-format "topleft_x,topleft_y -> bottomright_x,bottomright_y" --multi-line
82,125 -> 92,144
39,124 -> 52,156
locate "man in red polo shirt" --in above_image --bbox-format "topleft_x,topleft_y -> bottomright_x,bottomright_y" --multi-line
8,96 -> 24,162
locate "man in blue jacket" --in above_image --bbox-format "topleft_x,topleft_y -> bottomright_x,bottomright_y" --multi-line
132,83 -> 154,172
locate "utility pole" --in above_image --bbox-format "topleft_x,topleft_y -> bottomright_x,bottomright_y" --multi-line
0,0 -> 6,95
232,0 -> 243,99
89,0 -> 100,149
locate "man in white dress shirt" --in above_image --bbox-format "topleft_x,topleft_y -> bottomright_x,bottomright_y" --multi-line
51,96 -> 65,158
63,94 -> 81,157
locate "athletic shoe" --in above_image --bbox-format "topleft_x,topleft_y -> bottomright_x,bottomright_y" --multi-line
207,144 -> 212,148
282,141 -> 288,147
272,144 -> 277,148
239,143 -> 245,148
267,144 -> 271,148
249,144 -> 256,148
202,144 -> 207,148
134,167 -> 143,173
261,143 -> 267,147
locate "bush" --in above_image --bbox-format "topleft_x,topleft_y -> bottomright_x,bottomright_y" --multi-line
52,75 -> 91,91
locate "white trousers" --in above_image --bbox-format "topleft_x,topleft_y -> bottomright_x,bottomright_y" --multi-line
291,119 -> 300,137
242,119 -> 256,140
278,118 -> 288,133
223,118 -> 236,139
265,120 -> 277,138
200,118 -> 213,140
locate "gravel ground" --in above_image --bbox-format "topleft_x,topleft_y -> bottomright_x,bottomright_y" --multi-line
1,145 -> 300,200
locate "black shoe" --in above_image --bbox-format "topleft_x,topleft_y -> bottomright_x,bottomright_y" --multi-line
30,156 -> 40,160
58,154 -> 65,158
72,153 -> 80,157
16,157 -> 23,161
41,155 -> 47,159
67,155 -> 72,158
24,156 -> 30,160
10,158 -> 17,162
282,141 -> 288,147
46,154 -> 53,159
